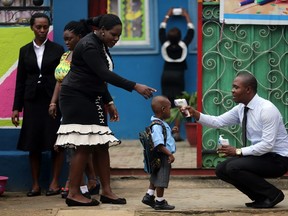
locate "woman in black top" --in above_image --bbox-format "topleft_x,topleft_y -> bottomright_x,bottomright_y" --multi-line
159,8 -> 194,141
55,14 -> 156,207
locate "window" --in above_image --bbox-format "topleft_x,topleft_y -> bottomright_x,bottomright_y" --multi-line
107,0 -> 158,54
0,0 -> 52,25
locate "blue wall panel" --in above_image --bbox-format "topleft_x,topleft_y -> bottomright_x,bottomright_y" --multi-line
53,0 -> 88,44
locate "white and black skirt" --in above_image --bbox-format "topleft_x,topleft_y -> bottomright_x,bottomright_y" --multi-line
55,85 -> 120,148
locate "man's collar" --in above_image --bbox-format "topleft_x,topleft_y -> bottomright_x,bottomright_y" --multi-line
245,94 -> 259,110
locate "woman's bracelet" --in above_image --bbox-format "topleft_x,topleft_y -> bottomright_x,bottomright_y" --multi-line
108,101 -> 114,106
49,103 -> 56,107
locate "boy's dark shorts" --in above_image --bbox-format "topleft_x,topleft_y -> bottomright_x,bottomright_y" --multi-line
150,154 -> 171,188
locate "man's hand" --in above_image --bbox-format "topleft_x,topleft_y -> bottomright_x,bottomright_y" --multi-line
217,145 -> 237,157
180,106 -> 200,120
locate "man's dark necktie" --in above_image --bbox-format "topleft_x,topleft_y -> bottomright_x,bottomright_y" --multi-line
242,106 -> 249,147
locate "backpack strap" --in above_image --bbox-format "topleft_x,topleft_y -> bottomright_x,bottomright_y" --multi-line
149,120 -> 167,145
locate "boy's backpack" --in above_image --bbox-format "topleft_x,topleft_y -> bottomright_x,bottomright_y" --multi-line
139,120 -> 167,174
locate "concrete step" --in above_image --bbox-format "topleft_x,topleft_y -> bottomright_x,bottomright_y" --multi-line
0,151 -> 68,191
0,128 -> 69,191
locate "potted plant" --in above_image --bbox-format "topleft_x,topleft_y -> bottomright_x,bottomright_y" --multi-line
165,91 -> 198,146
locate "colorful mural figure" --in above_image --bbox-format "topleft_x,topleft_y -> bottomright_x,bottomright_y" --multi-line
108,0 -> 147,43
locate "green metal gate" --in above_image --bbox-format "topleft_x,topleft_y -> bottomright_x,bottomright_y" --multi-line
201,2 -> 288,168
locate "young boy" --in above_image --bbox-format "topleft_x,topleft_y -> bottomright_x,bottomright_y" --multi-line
142,96 -> 177,210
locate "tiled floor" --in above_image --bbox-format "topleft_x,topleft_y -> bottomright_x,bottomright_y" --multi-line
109,140 -> 196,169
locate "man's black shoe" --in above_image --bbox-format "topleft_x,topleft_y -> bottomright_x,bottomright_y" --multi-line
245,198 -> 266,207
245,201 -> 255,208
154,200 -> 175,210
251,191 -> 284,208
142,193 -> 155,208
245,200 -> 262,207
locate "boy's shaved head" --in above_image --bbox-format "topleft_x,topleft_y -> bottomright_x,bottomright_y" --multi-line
151,96 -> 169,114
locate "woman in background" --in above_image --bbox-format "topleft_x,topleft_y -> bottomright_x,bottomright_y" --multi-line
159,8 -> 194,141
11,13 -> 65,197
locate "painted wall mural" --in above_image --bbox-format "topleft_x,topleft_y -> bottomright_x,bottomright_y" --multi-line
107,0 -> 149,45
220,0 -> 288,25
0,27 -> 53,127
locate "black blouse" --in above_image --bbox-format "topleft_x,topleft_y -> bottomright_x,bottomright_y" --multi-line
62,32 -> 136,103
